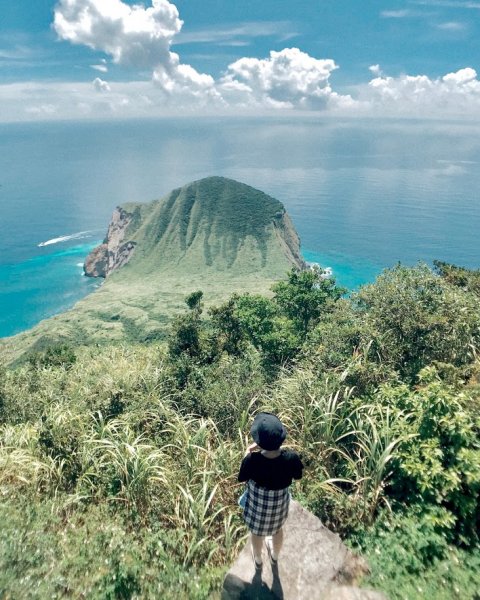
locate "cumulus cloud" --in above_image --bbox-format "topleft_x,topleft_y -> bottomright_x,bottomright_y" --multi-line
54,0 -> 219,105
93,77 -> 111,92
220,48 -> 354,110
53,1 -> 354,112
0,0 -> 473,121
152,51 -> 223,108
361,67 -> 480,116
54,0 -> 182,67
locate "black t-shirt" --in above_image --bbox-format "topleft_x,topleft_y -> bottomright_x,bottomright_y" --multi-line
237,449 -> 303,490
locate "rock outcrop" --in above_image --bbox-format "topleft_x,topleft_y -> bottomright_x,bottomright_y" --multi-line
84,207 -> 137,278
222,501 -> 386,600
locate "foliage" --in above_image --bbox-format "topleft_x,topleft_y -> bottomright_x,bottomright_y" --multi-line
375,370 -> 480,545
234,294 -> 298,369
355,264 -> 480,380
0,500 -> 223,600
351,509 -> 480,600
1,264 -> 479,597
434,260 -> 480,297
168,292 -> 204,361
272,266 -> 345,335
209,296 -> 246,357
28,344 -> 77,370
304,299 -> 397,395
217,268 -> 345,370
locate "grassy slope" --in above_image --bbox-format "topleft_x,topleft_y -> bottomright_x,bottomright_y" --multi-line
1,177 -> 303,364
1,341 -> 478,599
2,262 -> 480,598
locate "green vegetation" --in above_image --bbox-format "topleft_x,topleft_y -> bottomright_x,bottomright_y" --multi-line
129,176 -> 301,273
1,261 -> 479,598
1,177 -> 304,364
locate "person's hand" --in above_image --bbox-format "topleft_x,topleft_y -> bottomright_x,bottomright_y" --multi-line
245,442 -> 259,456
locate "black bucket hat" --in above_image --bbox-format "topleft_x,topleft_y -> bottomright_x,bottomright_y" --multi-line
250,412 -> 287,450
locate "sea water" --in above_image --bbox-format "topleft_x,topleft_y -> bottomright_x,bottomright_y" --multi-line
1,117 -> 479,337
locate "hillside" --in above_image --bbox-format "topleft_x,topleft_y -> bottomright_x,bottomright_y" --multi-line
0,177 -> 304,364
1,262 -> 479,599
85,176 -> 303,278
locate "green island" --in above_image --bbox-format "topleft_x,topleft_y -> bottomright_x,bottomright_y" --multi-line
1,178 -> 479,599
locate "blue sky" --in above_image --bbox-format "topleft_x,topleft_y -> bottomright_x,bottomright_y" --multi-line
1,0 -> 479,121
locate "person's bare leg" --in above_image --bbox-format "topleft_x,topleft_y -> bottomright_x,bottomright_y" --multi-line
251,533 -> 264,565
271,528 -> 283,560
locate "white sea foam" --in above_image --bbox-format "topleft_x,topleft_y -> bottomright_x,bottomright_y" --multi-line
38,231 -> 92,247
76,263 -> 84,267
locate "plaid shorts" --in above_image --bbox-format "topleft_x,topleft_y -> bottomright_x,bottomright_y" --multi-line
243,480 -> 290,536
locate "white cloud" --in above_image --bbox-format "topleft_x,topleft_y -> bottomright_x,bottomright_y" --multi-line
0,46 -> 37,60
0,1 -> 477,121
152,51 -> 222,107
54,0 -> 219,105
174,21 -> 297,45
91,58 -> 108,72
25,103 -> 57,116
360,67 -> 480,117
413,1 -> 480,8
0,80 -> 172,122
381,10 -> 412,18
220,48 -> 354,110
54,0 -> 182,67
438,163 -> 468,176
436,21 -> 467,30
3,63 -> 480,122
93,77 -> 111,92
53,2 -> 353,113
91,64 -> 108,72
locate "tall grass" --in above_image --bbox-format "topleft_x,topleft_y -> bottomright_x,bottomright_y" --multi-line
2,341 -> 465,598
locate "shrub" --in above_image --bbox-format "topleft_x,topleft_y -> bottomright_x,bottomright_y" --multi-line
272,266 -> 345,335
351,508 -> 480,600
355,264 -> 480,380
374,370 -> 480,545
28,344 -> 77,370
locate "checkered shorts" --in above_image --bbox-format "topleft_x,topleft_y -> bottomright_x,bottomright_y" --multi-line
243,480 -> 290,536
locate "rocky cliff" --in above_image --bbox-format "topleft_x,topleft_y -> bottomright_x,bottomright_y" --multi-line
84,207 -> 137,278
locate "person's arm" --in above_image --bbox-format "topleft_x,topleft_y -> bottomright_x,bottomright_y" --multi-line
291,452 -> 304,480
237,453 -> 252,482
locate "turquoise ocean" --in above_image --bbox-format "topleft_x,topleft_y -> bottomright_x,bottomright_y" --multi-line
1,117 -> 479,338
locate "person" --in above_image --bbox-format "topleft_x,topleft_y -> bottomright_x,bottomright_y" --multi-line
237,412 -> 303,568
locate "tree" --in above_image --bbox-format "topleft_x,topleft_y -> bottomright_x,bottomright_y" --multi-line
209,296 -> 245,356
434,260 -> 480,297
168,291 -> 204,359
356,264 -> 480,380
273,267 -> 345,336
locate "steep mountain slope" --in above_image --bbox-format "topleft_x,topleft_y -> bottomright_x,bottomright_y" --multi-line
1,177 -> 305,363
85,176 -> 303,279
